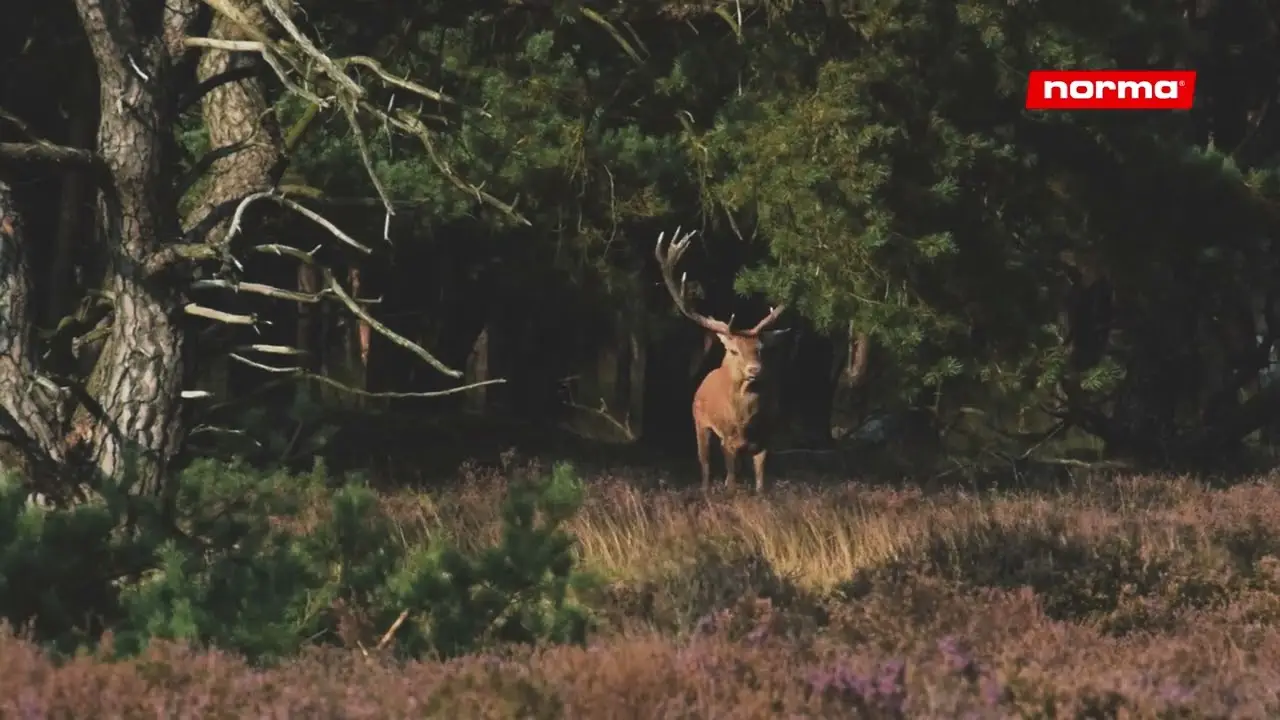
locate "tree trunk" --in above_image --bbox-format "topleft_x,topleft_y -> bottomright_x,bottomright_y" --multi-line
628,323 -> 646,437
0,0 -> 199,499
184,0 -> 286,404
0,182 -> 68,481
465,325 -> 491,414
64,0 -> 197,496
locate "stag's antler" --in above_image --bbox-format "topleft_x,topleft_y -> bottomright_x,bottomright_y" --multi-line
655,227 -> 733,335
744,304 -> 787,336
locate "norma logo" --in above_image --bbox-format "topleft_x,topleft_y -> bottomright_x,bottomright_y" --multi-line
1025,70 -> 1197,111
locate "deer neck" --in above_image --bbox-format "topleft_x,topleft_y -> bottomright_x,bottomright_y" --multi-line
721,366 -> 767,406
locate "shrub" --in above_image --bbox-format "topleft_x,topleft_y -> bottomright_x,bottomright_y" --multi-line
0,471 -> 144,654
0,458 -> 597,663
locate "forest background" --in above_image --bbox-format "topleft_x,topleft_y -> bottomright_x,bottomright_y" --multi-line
1,0 -> 1280,716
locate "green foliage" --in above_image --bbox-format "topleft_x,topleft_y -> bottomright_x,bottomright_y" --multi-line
294,0 -> 1274,434
0,472 -> 141,655
189,0 -> 1280,461
114,460 -> 324,660
383,462 -> 595,657
0,460 -> 595,663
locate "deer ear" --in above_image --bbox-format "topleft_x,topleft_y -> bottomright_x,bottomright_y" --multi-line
715,332 -> 734,348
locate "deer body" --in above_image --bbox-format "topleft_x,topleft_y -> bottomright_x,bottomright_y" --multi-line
693,343 -> 785,491
655,227 -> 789,492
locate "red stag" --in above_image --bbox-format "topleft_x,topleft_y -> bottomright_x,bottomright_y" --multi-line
655,227 -> 789,492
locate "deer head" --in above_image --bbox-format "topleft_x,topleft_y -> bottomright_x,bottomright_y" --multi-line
655,227 -> 788,387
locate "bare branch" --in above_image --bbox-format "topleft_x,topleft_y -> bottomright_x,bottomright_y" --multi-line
339,56 -> 456,106
0,142 -> 102,170
259,0 -> 365,99
226,190 -> 373,254
322,268 -> 462,378
176,0 -> 523,391
192,278 -> 323,303
384,106 -> 530,225
0,106 -> 39,138
183,32 -> 330,107
189,424 -> 262,446
194,0 -> 275,46
250,242 -> 318,264
0,109 -> 103,173
376,610 -> 410,651
183,37 -> 264,52
145,242 -> 223,276
183,303 -> 257,325
340,102 -> 393,220
235,344 -> 306,356
305,373 -> 505,399
229,353 -> 298,373
189,0 -> 531,229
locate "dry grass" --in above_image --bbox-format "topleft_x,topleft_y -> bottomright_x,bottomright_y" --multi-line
11,460 -> 1280,716
381,463 -> 1259,593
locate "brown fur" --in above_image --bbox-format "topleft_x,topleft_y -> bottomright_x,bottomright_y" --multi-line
692,332 -> 787,492
654,227 -> 789,493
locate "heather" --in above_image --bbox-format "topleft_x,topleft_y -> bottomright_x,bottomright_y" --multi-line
3,459 -> 1280,716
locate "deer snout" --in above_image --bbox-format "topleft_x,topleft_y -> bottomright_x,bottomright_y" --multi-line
743,362 -> 762,380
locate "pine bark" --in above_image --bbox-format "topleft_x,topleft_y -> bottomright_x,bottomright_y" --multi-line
0,0 -> 202,498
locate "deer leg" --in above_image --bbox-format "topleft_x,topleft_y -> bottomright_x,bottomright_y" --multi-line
722,443 -> 738,490
695,425 -> 713,492
752,450 -> 768,493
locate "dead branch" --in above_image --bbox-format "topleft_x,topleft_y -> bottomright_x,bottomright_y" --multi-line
194,0 -> 274,46
152,187 -> 376,274
183,303 -> 257,325
182,35 -> 329,107
145,242 -> 224,275
250,242 -> 318,264
0,108 -> 105,172
188,424 -> 263,446
235,343 -> 306,356
192,278 -> 322,303
339,56 -> 456,106
0,106 -> 38,138
229,352 -> 298,373
259,0 -> 364,98
0,143 -> 102,169
239,242 -> 466,379
339,102 -> 393,219
168,0 -> 528,398
224,190 -> 372,254
383,106 -> 529,224
183,37 -> 262,52
322,268 -> 461,378
274,184 -> 448,208
565,400 -> 636,441
189,0 -> 529,227
306,373 -> 505,399
376,610 -> 410,650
